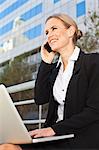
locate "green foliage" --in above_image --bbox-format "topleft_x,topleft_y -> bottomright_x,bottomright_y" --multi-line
77,11 -> 99,52
0,53 -> 37,103
0,54 -> 38,130
0,54 -> 33,86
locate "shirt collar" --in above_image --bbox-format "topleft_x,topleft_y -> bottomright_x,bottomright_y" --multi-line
69,46 -> 80,61
57,46 -> 80,67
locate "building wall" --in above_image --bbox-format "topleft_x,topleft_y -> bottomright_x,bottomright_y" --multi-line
0,0 -> 98,63
0,0 -> 98,129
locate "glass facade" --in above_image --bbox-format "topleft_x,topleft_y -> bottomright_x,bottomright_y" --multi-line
0,21 -> 13,35
0,3 -> 42,36
0,0 -> 7,5
76,1 -> 86,17
53,0 -> 60,3
24,24 -> 42,40
21,3 -> 42,21
0,0 -> 29,19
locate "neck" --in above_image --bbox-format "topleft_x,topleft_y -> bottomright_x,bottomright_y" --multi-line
60,44 -> 75,70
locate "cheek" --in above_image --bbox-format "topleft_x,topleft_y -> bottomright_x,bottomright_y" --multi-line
60,33 -> 69,44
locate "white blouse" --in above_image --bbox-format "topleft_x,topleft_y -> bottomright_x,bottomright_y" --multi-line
53,46 -> 80,122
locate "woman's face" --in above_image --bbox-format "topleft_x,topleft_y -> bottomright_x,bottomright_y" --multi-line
45,18 -> 70,53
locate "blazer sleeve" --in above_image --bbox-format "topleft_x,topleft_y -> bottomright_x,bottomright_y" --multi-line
34,61 -> 54,105
51,53 -> 99,135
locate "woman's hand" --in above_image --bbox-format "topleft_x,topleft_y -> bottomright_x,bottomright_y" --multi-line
29,127 -> 56,138
41,41 -> 56,64
0,144 -> 22,150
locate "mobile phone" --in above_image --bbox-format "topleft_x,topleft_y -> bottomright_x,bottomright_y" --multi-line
44,42 -> 52,52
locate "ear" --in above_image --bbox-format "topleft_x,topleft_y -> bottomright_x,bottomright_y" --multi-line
67,26 -> 76,38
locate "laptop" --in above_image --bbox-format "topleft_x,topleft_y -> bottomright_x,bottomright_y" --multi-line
0,84 -> 74,144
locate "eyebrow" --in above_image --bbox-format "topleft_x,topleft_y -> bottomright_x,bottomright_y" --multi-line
45,25 -> 58,32
45,25 -> 67,34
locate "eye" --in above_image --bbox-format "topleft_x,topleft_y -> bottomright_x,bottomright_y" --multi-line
45,31 -> 48,35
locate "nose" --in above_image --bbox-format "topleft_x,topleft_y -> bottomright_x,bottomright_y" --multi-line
47,30 -> 53,38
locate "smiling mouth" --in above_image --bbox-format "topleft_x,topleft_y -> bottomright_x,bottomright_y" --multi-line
50,39 -> 57,44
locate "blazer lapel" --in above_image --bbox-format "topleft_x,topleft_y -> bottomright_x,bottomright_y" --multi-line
73,50 -> 84,75
64,50 -> 85,105
50,62 -> 61,87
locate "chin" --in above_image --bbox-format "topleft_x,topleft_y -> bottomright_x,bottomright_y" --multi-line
51,47 -> 59,52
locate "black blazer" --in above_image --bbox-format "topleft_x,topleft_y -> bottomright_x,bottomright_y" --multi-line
34,50 -> 99,148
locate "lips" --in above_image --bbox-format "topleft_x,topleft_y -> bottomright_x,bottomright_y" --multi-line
50,39 -> 58,44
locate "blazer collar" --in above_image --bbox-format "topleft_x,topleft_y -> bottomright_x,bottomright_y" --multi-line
73,50 -> 85,75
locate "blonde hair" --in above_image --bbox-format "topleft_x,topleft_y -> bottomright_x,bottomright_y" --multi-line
46,13 -> 83,44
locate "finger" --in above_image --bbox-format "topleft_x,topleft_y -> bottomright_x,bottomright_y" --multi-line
33,132 -> 43,138
29,130 -> 38,137
34,134 -> 42,138
42,39 -> 48,46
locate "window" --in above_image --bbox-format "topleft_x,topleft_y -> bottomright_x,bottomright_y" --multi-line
53,0 -> 60,4
0,3 -> 42,36
24,24 -> 42,40
0,0 -> 7,5
0,21 -> 13,35
0,0 -> 29,19
76,1 -> 86,17
21,3 -> 42,21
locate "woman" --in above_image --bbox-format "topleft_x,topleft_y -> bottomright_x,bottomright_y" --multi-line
30,13 -> 99,149
1,13 -> 99,149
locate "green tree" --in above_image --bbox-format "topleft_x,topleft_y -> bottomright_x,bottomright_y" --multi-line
0,54 -> 38,129
0,53 -> 36,86
77,11 -> 99,52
